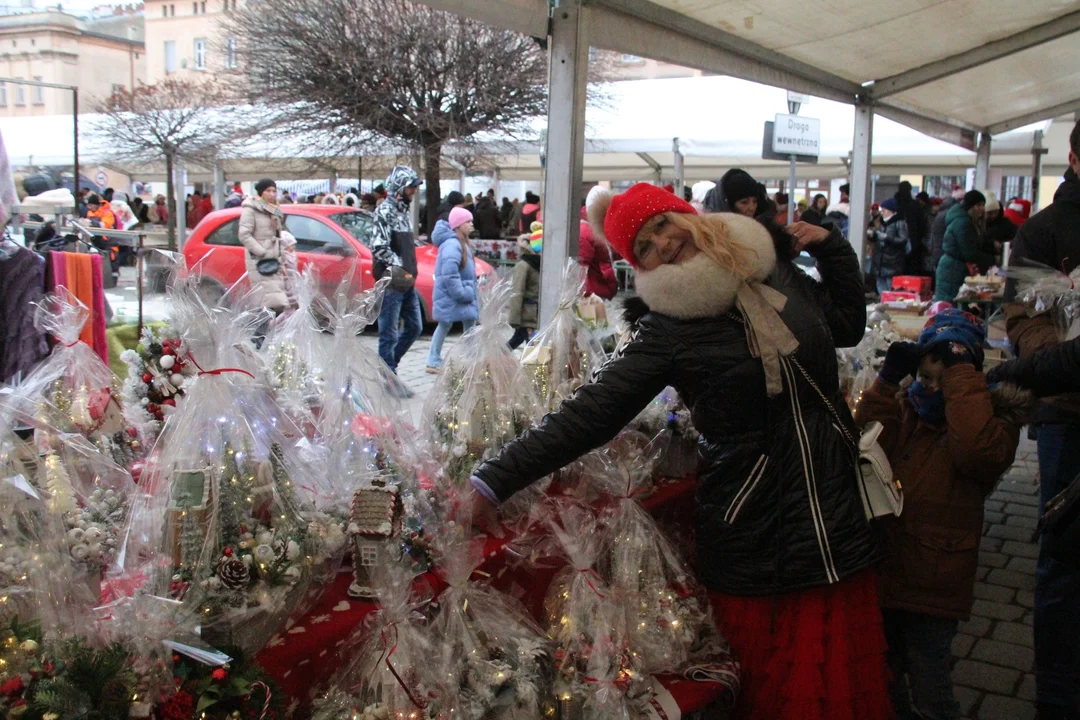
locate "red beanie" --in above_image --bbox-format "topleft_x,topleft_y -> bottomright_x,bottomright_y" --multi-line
663,184 -> 675,194
601,183 -> 696,267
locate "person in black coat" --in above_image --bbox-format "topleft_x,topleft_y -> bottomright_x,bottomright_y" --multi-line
472,196 -> 503,239
894,181 -> 929,275
465,183 -> 890,719
801,193 -> 829,226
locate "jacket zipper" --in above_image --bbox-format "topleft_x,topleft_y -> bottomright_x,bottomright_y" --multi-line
781,356 -> 841,584
725,454 -> 768,523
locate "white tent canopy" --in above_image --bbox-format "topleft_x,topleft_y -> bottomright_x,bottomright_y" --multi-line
0,76 -> 1070,184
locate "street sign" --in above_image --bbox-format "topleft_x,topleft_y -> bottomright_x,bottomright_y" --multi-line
772,113 -> 821,157
762,122 -> 818,164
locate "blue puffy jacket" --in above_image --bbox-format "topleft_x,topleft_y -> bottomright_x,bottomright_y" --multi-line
431,219 -> 479,323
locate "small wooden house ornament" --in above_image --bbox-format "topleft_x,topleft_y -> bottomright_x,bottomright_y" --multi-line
348,479 -> 402,599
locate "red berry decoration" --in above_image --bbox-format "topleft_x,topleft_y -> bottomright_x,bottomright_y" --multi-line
223,547 -> 233,557
142,373 -> 152,383
147,403 -> 159,413
163,398 -> 176,407
163,347 -> 175,356
127,427 -> 138,438
211,667 -> 227,682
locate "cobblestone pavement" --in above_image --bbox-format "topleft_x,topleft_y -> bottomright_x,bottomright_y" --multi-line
365,330 -> 1042,719
951,433 -> 1041,720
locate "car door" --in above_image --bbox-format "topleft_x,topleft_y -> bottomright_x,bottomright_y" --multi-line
324,210 -> 375,293
282,213 -> 363,300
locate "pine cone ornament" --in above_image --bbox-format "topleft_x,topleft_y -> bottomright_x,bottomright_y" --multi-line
217,557 -> 251,590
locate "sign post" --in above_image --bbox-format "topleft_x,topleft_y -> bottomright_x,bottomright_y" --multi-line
772,109 -> 820,224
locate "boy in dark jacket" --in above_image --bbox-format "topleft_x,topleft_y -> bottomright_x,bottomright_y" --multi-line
508,224 -> 542,349
857,310 -> 1029,720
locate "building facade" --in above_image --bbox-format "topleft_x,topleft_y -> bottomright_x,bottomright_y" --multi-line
0,8 -> 145,116
143,0 -> 236,82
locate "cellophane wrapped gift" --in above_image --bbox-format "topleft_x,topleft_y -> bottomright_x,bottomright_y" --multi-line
2,392 -> 136,597
312,562 -> 438,720
120,323 -> 197,453
540,502 -> 645,716
423,278 -> 542,489
91,594 -> 178,714
0,398 -> 93,647
590,444 -> 722,677
262,265 -> 328,426
520,261 -> 607,412
836,319 -> 899,414
428,519 -> 549,719
14,288 -> 139,468
1005,260 -> 1080,341
115,279 -> 331,656
627,389 -> 700,480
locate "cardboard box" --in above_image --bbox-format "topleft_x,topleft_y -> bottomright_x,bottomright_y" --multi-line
881,291 -> 920,303
892,276 -> 932,295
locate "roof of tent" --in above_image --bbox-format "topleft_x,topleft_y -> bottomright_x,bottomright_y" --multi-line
418,0 -> 1080,148
0,76 -> 1071,183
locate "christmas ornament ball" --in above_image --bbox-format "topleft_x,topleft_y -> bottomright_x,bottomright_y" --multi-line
160,355 -> 175,370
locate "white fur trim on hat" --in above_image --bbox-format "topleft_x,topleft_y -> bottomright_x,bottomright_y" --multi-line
586,186 -> 613,244
634,212 -> 777,319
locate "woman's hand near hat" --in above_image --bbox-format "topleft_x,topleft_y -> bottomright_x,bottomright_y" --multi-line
880,341 -> 921,385
785,221 -> 830,254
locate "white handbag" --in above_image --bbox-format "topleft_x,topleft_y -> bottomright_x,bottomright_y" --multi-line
856,421 -> 903,519
790,359 -> 903,520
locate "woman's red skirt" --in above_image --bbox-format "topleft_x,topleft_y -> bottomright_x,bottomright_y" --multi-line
709,569 -> 893,720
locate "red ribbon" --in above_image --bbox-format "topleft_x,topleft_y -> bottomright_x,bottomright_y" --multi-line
186,352 -> 254,379
65,340 -> 82,348
379,625 -> 428,710
577,567 -> 606,599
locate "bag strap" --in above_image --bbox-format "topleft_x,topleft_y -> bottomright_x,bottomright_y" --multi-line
787,355 -> 858,452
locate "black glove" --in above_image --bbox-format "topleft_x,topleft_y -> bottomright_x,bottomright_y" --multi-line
986,361 -> 1011,385
880,342 -> 920,384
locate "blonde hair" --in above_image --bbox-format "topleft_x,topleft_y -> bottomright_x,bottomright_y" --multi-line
635,212 -> 758,278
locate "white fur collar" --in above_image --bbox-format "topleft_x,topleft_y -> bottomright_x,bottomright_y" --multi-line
634,212 -> 777,319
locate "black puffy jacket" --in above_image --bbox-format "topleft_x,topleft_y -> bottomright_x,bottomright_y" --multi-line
475,229 -> 881,596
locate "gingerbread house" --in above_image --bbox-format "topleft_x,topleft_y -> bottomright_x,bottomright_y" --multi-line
348,479 -> 402,599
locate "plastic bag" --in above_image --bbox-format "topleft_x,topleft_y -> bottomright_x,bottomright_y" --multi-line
428,520 -> 549,719
261,265 -> 327,425
15,288 -> 137,468
836,319 -> 900,414
0,397 -> 93,646
627,389 -> 700,480
590,443 -> 718,676
115,278 -> 330,655
540,502 -> 643,714
312,562 -> 438,719
1005,259 -> 1080,341
423,278 -> 543,489
520,261 -> 607,412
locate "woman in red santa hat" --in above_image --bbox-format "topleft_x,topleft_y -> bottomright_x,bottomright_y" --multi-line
466,182 -> 889,719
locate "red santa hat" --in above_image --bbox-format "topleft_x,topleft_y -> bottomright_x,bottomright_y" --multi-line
1004,198 -> 1031,227
663,184 -> 675,194
586,183 -> 695,268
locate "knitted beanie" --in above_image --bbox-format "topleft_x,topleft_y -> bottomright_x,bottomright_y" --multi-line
592,183 -> 695,268
449,206 -> 473,230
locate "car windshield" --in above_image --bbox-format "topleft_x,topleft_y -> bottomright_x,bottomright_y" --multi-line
330,212 -> 372,247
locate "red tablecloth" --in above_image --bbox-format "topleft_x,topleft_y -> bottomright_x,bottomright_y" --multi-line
256,478 -> 732,716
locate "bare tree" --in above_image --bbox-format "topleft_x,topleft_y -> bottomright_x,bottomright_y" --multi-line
222,0 -> 550,233
91,78 -> 255,250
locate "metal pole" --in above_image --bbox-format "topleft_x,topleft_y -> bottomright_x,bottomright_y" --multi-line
137,233 -> 144,337
1031,129 -> 1045,212
848,101 -> 874,271
212,160 -> 225,211
673,137 -> 684,198
72,88 -> 79,193
974,132 -> 992,190
174,162 -> 187,251
788,155 -> 796,224
539,0 -> 588,327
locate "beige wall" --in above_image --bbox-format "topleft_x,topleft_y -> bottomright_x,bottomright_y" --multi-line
0,11 -> 145,117
144,0 -> 237,82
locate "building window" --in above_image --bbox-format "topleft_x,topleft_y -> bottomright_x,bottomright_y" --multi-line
14,79 -> 24,106
0,84 -> 7,107
32,77 -> 43,105
30,38 -> 34,46
164,40 -> 177,73
170,4 -> 175,15
192,1 -> 197,12
194,38 -> 206,70
225,36 -> 237,69
162,5 -> 167,16
200,1 -> 205,12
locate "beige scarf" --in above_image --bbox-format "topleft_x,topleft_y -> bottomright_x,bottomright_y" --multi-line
735,282 -> 800,396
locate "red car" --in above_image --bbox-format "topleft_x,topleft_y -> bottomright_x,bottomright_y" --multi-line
182,205 -> 493,322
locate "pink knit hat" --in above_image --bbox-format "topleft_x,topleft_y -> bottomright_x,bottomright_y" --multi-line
449,206 -> 473,230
